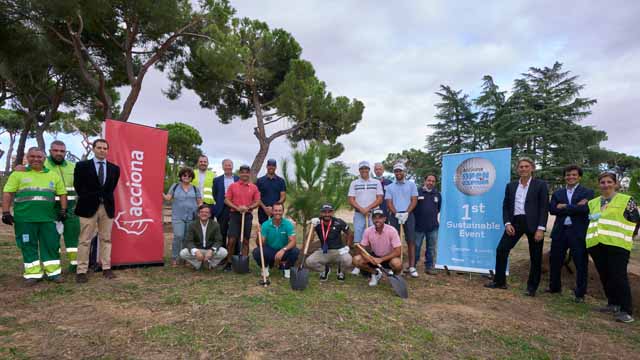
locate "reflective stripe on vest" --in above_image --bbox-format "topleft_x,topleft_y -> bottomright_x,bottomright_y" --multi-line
15,196 -> 55,203
586,194 -> 634,251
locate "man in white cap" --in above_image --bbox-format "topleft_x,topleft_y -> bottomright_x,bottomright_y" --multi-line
385,162 -> 419,277
348,161 -> 383,275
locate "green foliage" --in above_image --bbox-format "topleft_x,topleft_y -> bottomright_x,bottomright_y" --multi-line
156,122 -> 203,182
282,143 -> 353,235
168,17 -> 364,173
383,148 -> 439,181
628,169 -> 640,201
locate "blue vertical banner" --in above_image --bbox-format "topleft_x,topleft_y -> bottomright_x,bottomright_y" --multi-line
436,148 -> 511,274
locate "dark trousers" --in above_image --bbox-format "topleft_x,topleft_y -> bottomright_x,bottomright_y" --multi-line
589,243 -> 633,315
258,207 -> 270,225
494,215 -> 543,291
252,245 -> 300,269
216,206 -> 233,252
549,225 -> 588,297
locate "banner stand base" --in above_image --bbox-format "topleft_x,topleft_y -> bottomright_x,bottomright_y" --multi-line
112,262 -> 165,270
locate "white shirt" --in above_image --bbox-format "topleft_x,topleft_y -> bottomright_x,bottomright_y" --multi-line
348,177 -> 383,208
223,175 -> 235,193
514,177 -> 531,216
564,184 -> 578,225
200,220 -> 208,249
198,170 -> 206,194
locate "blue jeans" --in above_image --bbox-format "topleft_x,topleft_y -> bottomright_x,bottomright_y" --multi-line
352,212 -> 373,244
171,219 -> 190,260
415,230 -> 438,268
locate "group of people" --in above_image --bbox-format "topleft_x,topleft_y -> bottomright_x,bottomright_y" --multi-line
3,141 -> 638,325
483,158 -> 639,324
3,139 -> 120,285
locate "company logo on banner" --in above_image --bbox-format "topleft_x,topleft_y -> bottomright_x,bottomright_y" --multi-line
105,119 -> 168,266
437,148 -> 511,274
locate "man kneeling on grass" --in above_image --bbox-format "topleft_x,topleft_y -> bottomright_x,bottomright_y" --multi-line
180,205 -> 227,270
253,203 -> 299,279
306,203 -> 353,282
352,209 -> 402,286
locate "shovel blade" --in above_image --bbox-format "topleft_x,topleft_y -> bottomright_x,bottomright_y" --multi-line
231,255 -> 250,274
289,268 -> 309,291
387,274 -> 409,299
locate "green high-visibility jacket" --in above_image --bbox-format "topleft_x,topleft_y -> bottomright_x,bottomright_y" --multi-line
45,157 -> 77,213
192,170 -> 216,205
587,193 -> 635,251
3,166 -> 67,222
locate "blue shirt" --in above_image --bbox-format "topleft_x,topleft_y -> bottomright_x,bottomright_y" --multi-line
385,179 -> 418,212
256,174 -> 286,206
261,217 -> 296,250
169,183 -> 201,221
414,187 -> 441,232
564,184 -> 578,225
92,157 -> 107,184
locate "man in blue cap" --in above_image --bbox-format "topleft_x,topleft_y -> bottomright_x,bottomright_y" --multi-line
256,159 -> 286,225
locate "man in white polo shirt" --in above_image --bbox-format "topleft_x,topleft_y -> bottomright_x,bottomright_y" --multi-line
348,161 -> 383,275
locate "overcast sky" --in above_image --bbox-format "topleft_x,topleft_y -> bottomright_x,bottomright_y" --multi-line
12,1 -> 639,175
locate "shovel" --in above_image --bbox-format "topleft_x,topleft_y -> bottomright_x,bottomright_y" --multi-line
290,224 -> 315,290
399,221 -> 404,270
231,212 -> 250,273
257,225 -> 270,287
355,244 -> 408,299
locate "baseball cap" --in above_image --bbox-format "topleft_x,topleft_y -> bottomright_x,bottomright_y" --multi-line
372,208 -> 385,217
393,163 -> 406,171
320,203 -> 334,212
239,164 -> 251,172
358,161 -> 370,169
267,159 -> 277,166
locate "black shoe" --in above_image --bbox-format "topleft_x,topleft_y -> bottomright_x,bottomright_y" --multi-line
597,304 -> 620,313
23,278 -> 40,287
223,263 -> 232,272
484,281 -> 507,290
544,288 -> 560,294
524,289 -> 536,297
320,266 -> 331,282
49,276 -> 64,284
574,296 -> 585,303
102,269 -> 117,279
76,273 -> 88,284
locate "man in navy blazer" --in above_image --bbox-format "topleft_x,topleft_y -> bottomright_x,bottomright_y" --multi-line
486,157 -> 549,296
212,159 -> 238,261
547,165 -> 594,302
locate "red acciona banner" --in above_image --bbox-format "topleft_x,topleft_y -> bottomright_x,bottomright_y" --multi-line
105,119 -> 168,266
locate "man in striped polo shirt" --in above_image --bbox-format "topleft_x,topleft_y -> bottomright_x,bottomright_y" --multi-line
348,161 -> 383,275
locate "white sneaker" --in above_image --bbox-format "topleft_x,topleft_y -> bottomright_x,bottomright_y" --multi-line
351,267 -> 360,275
409,267 -> 419,278
368,270 -> 382,287
284,269 -> 291,279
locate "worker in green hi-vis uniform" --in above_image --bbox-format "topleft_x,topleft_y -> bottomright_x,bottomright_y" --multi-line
44,140 -> 80,273
2,147 -> 68,286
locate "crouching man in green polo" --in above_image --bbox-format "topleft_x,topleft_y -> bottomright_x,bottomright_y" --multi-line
2,147 -> 67,285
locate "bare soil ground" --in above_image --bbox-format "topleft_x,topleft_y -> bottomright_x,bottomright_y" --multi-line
1,220 -> 639,359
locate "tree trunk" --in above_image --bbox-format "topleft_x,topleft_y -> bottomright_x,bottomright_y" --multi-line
3,135 -> 11,173
250,140 -> 270,181
15,115 -> 34,167
35,127 -> 46,150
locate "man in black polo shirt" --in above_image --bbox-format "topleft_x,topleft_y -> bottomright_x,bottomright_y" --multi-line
306,204 -> 353,281
256,159 -> 286,224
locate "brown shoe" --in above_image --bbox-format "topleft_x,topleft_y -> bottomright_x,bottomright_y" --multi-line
50,276 -> 65,284
76,273 -> 88,284
103,269 -> 117,279
24,278 -> 40,287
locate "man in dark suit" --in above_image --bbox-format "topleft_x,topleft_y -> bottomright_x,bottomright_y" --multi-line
486,157 -> 549,296
74,139 -> 121,283
179,205 -> 227,270
547,165 -> 594,302
212,159 -> 238,258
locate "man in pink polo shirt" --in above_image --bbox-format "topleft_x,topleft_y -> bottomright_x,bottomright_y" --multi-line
352,209 -> 402,286
224,165 -> 260,271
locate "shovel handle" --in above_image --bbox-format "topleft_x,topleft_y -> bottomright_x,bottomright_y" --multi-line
257,225 -> 268,285
240,211 -> 246,243
303,224 -> 314,256
399,222 -> 404,265
355,243 -> 382,270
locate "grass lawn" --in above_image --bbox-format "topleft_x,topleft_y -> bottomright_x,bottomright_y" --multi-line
0,225 -> 639,359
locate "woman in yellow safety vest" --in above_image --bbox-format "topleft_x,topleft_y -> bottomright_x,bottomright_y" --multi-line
587,172 -> 640,323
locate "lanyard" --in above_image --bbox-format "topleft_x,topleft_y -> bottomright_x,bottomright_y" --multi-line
320,219 -> 332,253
